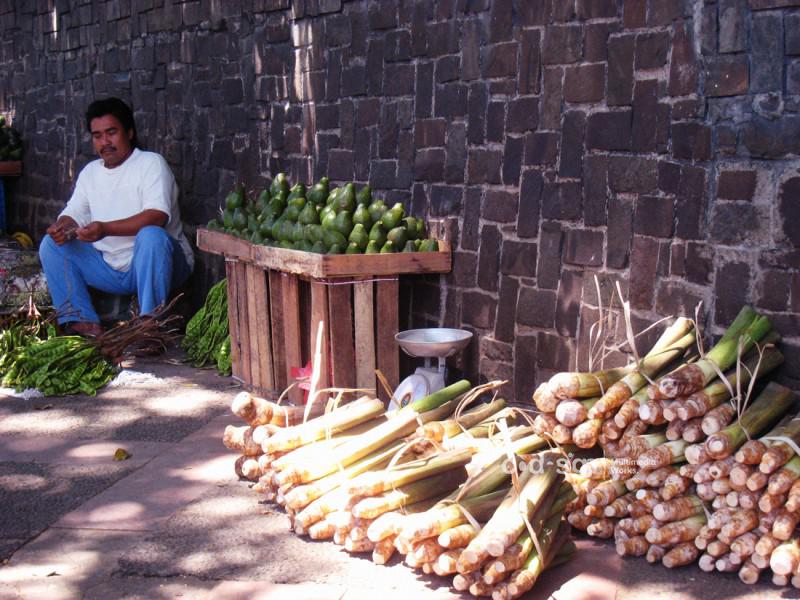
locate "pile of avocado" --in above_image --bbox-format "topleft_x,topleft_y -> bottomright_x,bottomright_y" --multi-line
0,116 -> 22,161
208,174 -> 440,254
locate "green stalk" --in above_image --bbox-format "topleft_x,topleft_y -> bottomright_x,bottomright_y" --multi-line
705,382 -> 795,460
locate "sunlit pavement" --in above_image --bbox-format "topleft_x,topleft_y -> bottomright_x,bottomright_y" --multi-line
0,352 -> 790,600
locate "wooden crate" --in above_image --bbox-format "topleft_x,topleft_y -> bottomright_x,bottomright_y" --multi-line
197,228 -> 452,403
0,161 -> 22,177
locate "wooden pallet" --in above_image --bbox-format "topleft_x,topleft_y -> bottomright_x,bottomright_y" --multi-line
198,228 -> 452,404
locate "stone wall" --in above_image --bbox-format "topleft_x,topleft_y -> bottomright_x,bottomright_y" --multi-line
1,0 -> 800,399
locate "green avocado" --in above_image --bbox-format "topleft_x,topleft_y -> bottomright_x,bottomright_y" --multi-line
268,196 -> 287,215
367,199 -> 387,223
368,222 -> 387,247
259,216 -> 275,237
353,204 -> 372,230
365,240 -> 380,254
285,204 -> 301,222
402,240 -> 417,252
287,183 -> 306,202
379,240 -> 396,253
322,228 -> 347,249
207,218 -> 221,230
356,184 -> 372,205
345,242 -> 361,254
298,203 -> 320,225
321,210 -> 337,231
308,178 -> 329,205
332,210 -> 354,237
225,184 -> 245,210
327,243 -> 344,255
336,183 -> 356,213
232,208 -> 247,231
380,203 -> 405,230
311,240 -> 327,254
291,222 -> 306,243
270,173 -> 289,196
386,226 -> 409,250
348,223 -> 369,252
419,239 -> 438,252
222,209 -> 234,229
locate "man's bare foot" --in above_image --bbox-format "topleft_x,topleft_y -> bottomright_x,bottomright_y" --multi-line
64,321 -> 104,338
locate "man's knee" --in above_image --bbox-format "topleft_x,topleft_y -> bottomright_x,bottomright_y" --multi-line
39,234 -> 60,264
135,226 -> 170,250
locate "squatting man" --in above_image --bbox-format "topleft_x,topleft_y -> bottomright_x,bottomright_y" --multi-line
39,97 -> 193,337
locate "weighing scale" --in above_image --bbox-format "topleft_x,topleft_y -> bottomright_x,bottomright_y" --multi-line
391,328 -> 473,410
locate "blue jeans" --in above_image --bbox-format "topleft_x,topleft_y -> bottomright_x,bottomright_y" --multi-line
39,226 -> 192,324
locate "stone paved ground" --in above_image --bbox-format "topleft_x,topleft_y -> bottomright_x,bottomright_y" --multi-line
0,351 -> 793,600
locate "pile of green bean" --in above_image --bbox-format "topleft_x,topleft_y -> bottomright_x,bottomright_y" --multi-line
182,279 -> 231,375
1,329 -> 117,396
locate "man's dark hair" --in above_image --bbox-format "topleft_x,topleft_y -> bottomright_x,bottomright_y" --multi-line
85,97 -> 138,148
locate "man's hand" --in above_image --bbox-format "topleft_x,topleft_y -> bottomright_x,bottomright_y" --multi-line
46,216 -> 79,245
76,221 -> 106,242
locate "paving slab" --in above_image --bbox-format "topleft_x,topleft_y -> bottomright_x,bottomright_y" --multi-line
0,436 -> 174,466
54,414 -> 235,531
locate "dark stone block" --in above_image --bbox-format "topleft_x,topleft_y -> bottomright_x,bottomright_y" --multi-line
670,242 -> 686,277
587,110 -> 632,150
704,56 -> 749,97
751,0 -> 800,8
636,31 -> 669,69
489,0 -> 513,41
493,279 -> 518,345
462,187 -> 482,250
436,55 -> 461,83
316,104 -> 340,131
713,262 -> 748,323
658,161 -> 681,194
559,110 -> 586,179
564,63 -> 605,103
503,135 -> 524,185
467,149 -> 503,184
543,25 -> 582,65
669,22 -> 699,97
524,132 -> 559,166
608,156 -> 657,193
655,281 -> 704,318
701,2 -> 718,56
719,0 -> 748,53
366,38 -> 385,96
550,0 -> 578,23
385,30 -> 412,62
507,97 -> 539,133
607,196 -> 633,269
379,102 -> 398,159
634,196 -> 675,238
632,79 -> 659,152
787,13 -> 800,55
325,13 -> 351,46
647,0 -> 685,26
564,229 -> 604,267
415,61 -> 434,118
630,235 -> 659,309
676,164 -> 707,240
536,331 -> 573,372
435,83 -> 469,118
683,242 -> 714,285
780,177 -> 800,246
341,64 -> 367,96
514,334 -> 539,404
671,122 -> 712,161
482,42 -> 519,78
483,189 -> 518,223
710,202 -> 760,245
518,169 -> 543,238
467,82 -> 488,144
717,125 -> 739,156
462,291 -> 497,329
608,34 -> 635,105
411,2 -> 427,56
520,29 -> 541,94
517,287 -> 557,328
577,0 -> 617,18
556,269 -> 582,337
515,0 -> 547,25
541,67 -> 564,129
369,160 -> 397,189
427,21 -> 460,57
585,22 -> 617,62
743,115 -> 800,158
383,63 -> 415,96
584,154 -> 608,226
478,224 -> 502,292
542,181 -> 582,221
501,240 -> 538,278
462,19 -> 482,81
537,221 -> 563,289
752,12 -> 783,92
445,122 -> 468,183
787,61 -> 800,94
794,274 -> 800,313
327,148 -> 354,180
624,0 -> 646,27
356,98 -> 381,128
430,184 -> 463,217
487,102 -> 506,143
368,0 -> 397,30
414,119 -> 446,148
414,148 -> 445,181
717,170 -> 757,201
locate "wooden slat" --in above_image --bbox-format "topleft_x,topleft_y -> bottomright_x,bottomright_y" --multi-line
353,280 -> 376,393
327,282 -> 356,389
224,261 -> 243,382
196,228 -> 252,260
376,277 -> 400,403
310,280 -> 331,393
247,264 -> 274,391
268,270 -> 287,392
247,235 -> 452,277
234,262 -> 252,387
244,265 -> 262,391
281,273 -> 304,405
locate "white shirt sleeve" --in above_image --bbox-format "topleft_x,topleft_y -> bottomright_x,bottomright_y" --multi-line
59,169 -> 92,227
139,154 -> 175,224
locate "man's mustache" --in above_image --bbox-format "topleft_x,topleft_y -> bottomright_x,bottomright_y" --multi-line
100,146 -> 117,153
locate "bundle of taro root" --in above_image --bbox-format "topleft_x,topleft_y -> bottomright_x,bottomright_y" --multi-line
224,380 -> 582,599
533,305 -> 800,587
